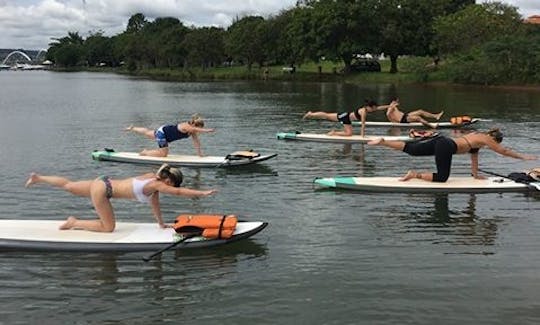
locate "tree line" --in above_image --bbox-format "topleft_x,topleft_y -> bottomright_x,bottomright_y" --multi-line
46,0 -> 540,85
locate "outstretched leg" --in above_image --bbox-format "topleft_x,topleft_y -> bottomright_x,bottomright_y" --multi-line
25,173 -> 92,197
125,126 -> 155,140
408,109 -> 444,121
367,138 -> 406,151
302,111 -> 339,122
406,115 -> 437,129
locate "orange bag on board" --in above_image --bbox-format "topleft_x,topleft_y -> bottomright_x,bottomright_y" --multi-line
450,115 -> 472,125
173,214 -> 238,239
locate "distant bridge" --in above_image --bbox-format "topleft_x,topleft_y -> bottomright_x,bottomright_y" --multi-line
1,50 -> 47,65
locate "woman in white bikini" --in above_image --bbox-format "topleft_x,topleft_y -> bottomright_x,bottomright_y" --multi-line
24,164 -> 217,232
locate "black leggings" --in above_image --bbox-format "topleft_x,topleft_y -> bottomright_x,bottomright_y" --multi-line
403,136 -> 457,182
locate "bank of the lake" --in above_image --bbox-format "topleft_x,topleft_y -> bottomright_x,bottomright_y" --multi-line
61,57 -> 438,84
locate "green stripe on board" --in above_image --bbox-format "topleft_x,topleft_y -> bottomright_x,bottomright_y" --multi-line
313,178 -> 337,188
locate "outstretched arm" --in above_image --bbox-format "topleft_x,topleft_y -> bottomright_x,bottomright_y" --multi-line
155,182 -> 217,197
185,124 -> 215,134
485,138 -> 537,160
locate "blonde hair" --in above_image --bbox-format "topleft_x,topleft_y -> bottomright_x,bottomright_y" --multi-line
156,164 -> 183,187
189,114 -> 205,128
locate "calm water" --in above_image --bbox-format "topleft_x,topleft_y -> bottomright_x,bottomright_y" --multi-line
0,71 -> 539,324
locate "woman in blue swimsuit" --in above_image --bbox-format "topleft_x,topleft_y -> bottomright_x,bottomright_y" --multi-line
24,164 -> 217,232
368,129 -> 537,182
125,114 -> 215,157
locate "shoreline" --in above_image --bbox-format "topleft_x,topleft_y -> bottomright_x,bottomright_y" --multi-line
51,66 -> 540,90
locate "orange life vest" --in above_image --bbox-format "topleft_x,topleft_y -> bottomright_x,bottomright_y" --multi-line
450,115 -> 472,125
173,214 -> 238,239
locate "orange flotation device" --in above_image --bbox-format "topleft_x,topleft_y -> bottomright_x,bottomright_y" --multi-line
450,115 -> 472,125
173,214 -> 238,239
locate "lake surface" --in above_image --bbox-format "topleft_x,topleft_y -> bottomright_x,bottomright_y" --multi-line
0,71 -> 539,324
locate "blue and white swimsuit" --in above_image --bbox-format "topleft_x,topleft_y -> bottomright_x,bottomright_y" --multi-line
154,124 -> 190,148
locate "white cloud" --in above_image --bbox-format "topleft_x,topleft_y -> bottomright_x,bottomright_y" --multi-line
0,0 -> 538,50
0,0 -> 297,49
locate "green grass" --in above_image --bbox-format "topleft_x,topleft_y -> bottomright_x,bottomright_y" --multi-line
82,56 -> 449,84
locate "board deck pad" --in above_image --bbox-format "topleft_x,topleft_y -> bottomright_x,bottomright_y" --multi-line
314,176 -> 536,193
276,132 -> 420,144
92,150 -> 277,168
0,220 -> 268,252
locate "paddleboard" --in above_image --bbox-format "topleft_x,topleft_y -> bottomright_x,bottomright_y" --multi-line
92,150 -> 277,168
0,220 -> 268,252
276,132 -> 417,144
314,176 -> 537,193
351,118 -> 485,128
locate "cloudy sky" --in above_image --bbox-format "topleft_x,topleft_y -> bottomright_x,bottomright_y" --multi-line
0,0 -> 539,50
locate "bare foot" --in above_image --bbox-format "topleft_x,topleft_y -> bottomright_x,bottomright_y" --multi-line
327,129 -> 335,136
436,111 -> 444,120
124,125 -> 133,131
302,111 -> 312,120
367,138 -> 384,145
59,216 -> 77,230
25,173 -> 39,188
399,170 -> 417,181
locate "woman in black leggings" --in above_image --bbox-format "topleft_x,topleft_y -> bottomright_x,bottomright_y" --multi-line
367,129 -> 537,182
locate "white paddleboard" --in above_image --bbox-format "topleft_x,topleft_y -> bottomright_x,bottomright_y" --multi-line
0,220 -> 268,252
351,118 -> 485,128
92,150 -> 277,168
314,176 -> 536,193
276,132 -> 418,144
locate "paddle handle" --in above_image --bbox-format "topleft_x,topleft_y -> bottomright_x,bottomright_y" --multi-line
142,234 -> 195,262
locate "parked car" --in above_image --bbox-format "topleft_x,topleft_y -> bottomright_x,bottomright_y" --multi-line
345,58 -> 381,73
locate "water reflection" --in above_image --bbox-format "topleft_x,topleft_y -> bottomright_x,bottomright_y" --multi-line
373,193 -> 501,247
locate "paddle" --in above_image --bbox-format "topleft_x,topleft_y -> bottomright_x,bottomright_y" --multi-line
142,232 -> 200,262
479,168 -> 540,191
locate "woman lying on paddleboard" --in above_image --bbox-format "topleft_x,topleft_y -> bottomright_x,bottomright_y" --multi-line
125,114 -> 215,157
368,128 -> 537,182
302,100 -> 388,137
24,164 -> 217,232
385,97 -> 444,128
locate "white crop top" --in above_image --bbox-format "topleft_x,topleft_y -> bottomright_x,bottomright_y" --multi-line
132,178 -> 154,203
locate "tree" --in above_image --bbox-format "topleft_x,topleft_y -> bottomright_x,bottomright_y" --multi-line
433,2 -> 522,56
84,31 -> 114,66
183,27 -> 225,70
47,32 -> 85,67
142,17 -> 189,68
301,0 -> 376,73
374,0 -> 449,73
226,16 -> 267,70
126,13 -> 147,34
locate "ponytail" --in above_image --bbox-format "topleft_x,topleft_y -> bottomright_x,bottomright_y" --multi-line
157,163 -> 183,187
189,114 -> 205,128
